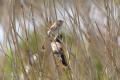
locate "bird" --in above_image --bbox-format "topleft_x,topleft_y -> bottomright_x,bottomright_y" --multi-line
47,20 -> 64,37
51,35 -> 68,66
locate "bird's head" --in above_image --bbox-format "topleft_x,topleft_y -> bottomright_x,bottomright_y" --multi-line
56,20 -> 64,27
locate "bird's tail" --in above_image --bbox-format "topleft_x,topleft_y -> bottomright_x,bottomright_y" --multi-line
61,54 -> 68,66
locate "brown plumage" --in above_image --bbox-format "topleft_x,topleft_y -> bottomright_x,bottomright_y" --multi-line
51,35 -> 67,66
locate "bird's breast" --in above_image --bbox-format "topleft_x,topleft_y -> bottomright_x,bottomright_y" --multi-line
51,42 -> 62,52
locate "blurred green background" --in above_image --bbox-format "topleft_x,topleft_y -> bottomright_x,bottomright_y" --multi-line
0,0 -> 120,80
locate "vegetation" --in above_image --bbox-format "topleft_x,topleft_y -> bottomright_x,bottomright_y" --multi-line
0,0 -> 120,80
